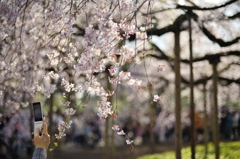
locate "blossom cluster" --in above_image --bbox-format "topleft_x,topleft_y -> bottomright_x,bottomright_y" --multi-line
112,124 -> 134,145
55,120 -> 73,140
153,95 -> 161,102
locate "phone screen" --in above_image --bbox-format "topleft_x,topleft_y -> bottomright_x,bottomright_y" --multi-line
33,102 -> 43,122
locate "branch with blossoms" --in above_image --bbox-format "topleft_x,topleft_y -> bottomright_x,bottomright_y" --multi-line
50,107 -> 76,151
112,124 -> 134,150
55,108 -> 76,140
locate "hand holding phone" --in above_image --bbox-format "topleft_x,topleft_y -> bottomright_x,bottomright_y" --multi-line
33,102 -> 43,137
33,117 -> 51,150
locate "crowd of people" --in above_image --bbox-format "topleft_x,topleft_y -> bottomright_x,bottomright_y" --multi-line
112,107 -> 240,145
154,107 -> 240,143
220,107 -> 240,141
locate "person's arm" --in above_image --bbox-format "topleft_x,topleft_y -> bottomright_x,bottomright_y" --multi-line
32,117 -> 50,159
32,148 -> 47,159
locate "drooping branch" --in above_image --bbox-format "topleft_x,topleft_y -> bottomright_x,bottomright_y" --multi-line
143,0 -> 238,16
129,13 -> 189,41
218,62 -> 240,74
181,51 -> 240,63
199,23 -> 240,47
176,0 -> 238,11
148,42 -> 240,64
147,45 -> 240,86
145,2 -> 240,49
228,12 -> 240,19
185,11 -> 240,47
181,76 -> 212,85
73,24 -> 85,36
218,77 -> 240,86
182,75 -> 240,86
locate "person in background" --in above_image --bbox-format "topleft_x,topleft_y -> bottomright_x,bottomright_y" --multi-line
225,110 -> 233,140
72,113 -> 85,147
0,139 -> 7,159
232,111 -> 239,140
0,115 -> 7,159
32,117 -> 50,159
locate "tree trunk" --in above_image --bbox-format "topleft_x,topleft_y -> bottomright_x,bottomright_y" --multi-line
188,10 -> 195,159
174,28 -> 182,159
203,82 -> 208,155
111,117 -> 115,159
209,58 -> 220,159
104,117 -> 110,159
212,61 -> 220,159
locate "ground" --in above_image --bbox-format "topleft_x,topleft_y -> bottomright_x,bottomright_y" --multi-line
51,142 -> 186,159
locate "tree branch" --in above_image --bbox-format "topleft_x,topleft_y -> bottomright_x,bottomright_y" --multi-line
148,44 -> 240,86
176,0 -> 238,11
228,12 -> 240,19
129,13 -> 189,41
219,77 -> 240,86
182,76 -> 240,86
181,51 -> 240,63
199,23 -> 240,47
73,24 -> 85,36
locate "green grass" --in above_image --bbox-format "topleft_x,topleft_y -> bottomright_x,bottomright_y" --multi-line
138,141 -> 240,159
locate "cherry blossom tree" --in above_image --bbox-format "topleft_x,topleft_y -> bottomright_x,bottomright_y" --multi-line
0,0 -> 162,154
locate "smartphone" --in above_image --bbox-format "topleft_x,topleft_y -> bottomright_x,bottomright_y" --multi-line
32,102 -> 43,136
